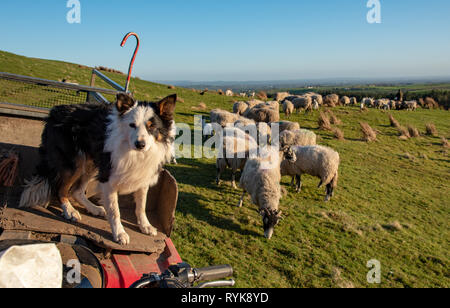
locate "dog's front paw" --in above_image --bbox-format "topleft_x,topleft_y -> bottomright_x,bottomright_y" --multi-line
62,207 -> 82,223
89,206 -> 107,218
115,232 -> 130,245
139,223 -> 158,236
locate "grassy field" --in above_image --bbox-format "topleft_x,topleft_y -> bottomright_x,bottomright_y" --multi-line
1,50 -> 449,288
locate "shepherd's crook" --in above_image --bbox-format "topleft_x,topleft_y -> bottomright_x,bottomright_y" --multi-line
121,32 -> 140,93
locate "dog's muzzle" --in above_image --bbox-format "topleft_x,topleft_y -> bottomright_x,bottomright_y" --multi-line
135,141 -> 146,150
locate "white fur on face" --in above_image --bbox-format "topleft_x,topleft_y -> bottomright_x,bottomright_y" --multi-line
120,105 -> 156,152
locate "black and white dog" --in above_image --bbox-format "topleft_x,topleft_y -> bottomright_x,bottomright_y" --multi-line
19,93 -> 177,245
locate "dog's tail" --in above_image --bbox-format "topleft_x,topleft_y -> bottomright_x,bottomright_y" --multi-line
19,176 -> 52,209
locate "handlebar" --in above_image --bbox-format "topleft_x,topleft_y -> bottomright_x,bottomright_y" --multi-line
129,263 -> 234,289
193,265 -> 234,283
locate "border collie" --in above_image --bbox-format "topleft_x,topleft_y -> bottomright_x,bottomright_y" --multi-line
19,93 -> 177,245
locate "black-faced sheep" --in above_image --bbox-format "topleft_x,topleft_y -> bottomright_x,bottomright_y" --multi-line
237,148 -> 289,239
280,145 -> 340,202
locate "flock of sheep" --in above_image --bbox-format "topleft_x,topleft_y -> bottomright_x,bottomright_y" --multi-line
207,96 -> 341,239
275,91 -> 423,115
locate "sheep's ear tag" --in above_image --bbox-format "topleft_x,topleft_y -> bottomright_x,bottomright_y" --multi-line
116,93 -> 136,115
157,94 -> 177,120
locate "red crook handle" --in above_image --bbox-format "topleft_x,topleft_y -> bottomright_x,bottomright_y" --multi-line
121,32 -> 140,93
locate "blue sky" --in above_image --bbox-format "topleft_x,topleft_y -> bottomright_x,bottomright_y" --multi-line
1,0 -> 449,81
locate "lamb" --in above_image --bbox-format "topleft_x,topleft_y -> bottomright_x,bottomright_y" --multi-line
292,96 -> 313,113
280,145 -> 340,202
340,96 -> 351,106
237,148 -> 288,239
216,127 -> 258,189
282,100 -> 294,118
279,129 -> 317,149
210,109 -> 239,127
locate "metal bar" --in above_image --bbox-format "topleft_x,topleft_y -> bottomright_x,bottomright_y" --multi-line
0,72 -> 120,95
0,102 -> 49,119
92,69 -> 125,92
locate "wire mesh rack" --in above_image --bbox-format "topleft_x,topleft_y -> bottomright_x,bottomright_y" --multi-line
0,72 -> 121,113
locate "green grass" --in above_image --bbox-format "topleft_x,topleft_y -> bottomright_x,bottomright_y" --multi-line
1,50 -> 449,288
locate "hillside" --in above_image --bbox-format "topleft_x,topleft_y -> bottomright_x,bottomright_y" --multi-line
1,50 -> 449,288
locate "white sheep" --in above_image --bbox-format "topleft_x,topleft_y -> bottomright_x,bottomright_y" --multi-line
275,92 -> 291,102
279,129 -> 317,149
237,148 -> 287,239
280,145 -> 340,202
233,101 -> 250,115
282,100 -> 294,118
350,97 -> 358,106
404,100 -> 418,111
244,105 -> 280,123
292,96 -> 312,113
340,96 -> 351,106
210,109 -> 239,127
216,127 -> 258,189
276,121 -> 301,134
362,97 -> 374,108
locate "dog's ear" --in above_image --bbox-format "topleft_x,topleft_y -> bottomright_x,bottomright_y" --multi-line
157,94 -> 177,120
116,93 -> 136,115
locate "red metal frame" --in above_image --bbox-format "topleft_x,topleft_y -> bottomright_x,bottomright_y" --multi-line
120,32 -> 140,93
101,238 -> 182,288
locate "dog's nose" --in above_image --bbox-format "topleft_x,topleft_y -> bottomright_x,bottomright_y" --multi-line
135,141 -> 146,150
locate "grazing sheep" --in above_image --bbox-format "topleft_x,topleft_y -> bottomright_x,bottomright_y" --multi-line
245,105 -> 280,123
233,101 -> 250,115
210,109 -> 239,127
404,101 -> 418,111
276,121 -> 301,134
309,93 -> 323,106
312,99 -> 320,110
350,97 -> 358,106
216,127 -> 258,189
375,99 -> 390,110
340,96 -> 351,106
389,100 -> 397,110
279,129 -> 317,149
362,97 -> 375,108
323,94 -> 339,107
283,100 -> 295,118
276,92 -> 291,102
280,145 -> 340,202
237,148 -> 286,239
292,96 -> 313,113
226,89 -> 234,97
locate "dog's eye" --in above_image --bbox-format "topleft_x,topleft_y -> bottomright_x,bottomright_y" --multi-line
129,123 -> 137,129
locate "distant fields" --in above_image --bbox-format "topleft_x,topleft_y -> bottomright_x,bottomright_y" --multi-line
1,50 -> 449,288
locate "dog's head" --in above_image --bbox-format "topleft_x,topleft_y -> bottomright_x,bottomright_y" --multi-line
114,93 -> 177,152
